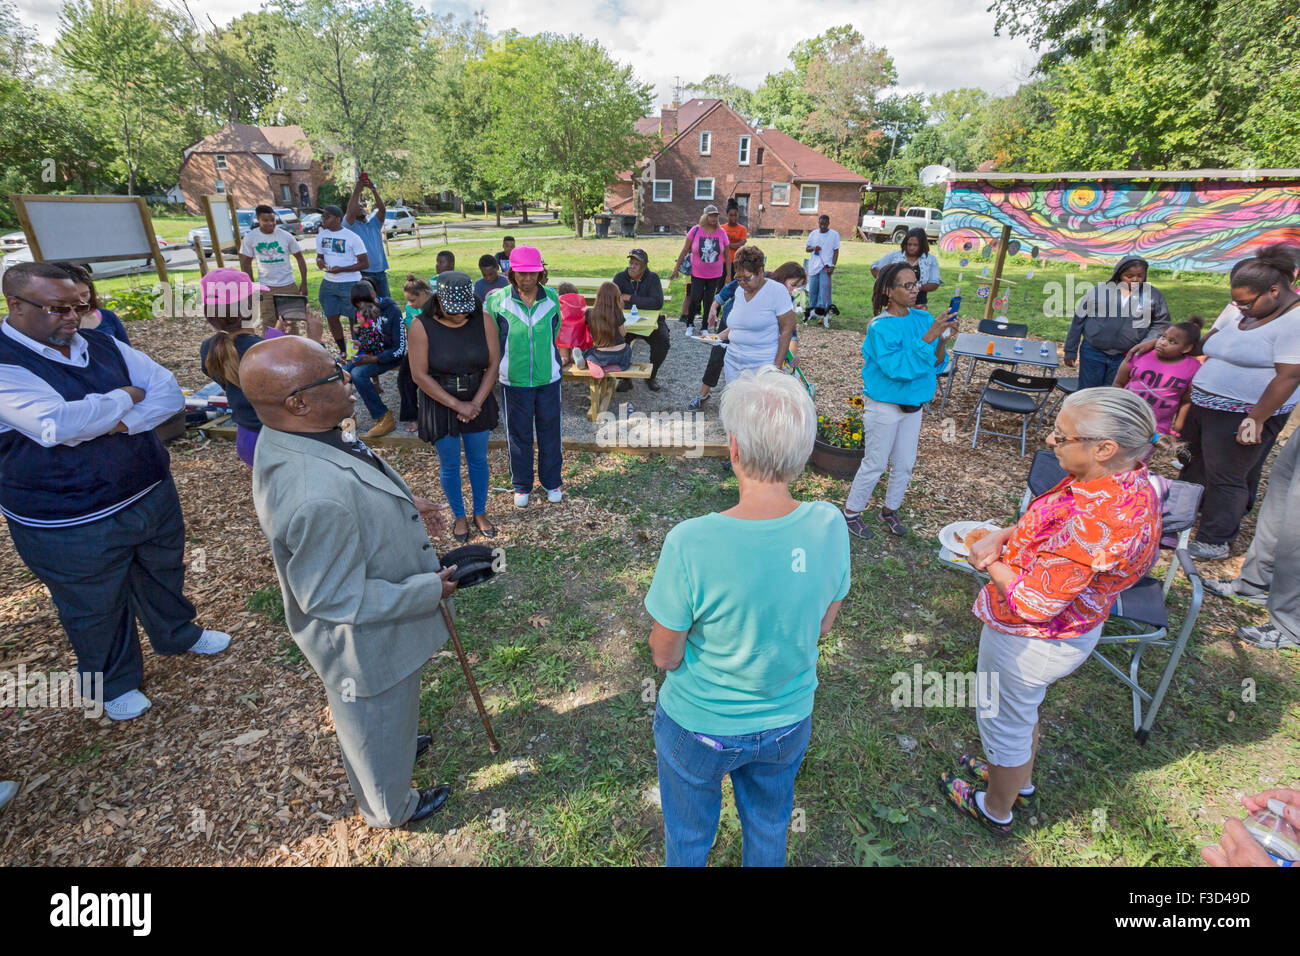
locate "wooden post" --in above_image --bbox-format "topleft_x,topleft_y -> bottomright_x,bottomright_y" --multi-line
982,224 -> 1013,322
414,220 -> 423,249
193,237 -> 208,276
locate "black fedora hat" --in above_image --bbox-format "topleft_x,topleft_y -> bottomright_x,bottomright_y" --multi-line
440,544 -> 498,589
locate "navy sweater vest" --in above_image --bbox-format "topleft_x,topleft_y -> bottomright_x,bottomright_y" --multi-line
0,328 -> 169,523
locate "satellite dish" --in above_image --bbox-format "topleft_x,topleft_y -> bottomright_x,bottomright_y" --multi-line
919,164 -> 953,187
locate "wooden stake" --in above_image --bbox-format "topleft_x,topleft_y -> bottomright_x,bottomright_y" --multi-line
982,224 -> 1013,322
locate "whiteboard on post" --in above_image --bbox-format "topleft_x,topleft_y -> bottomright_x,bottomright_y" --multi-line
200,193 -> 242,267
9,194 -> 168,284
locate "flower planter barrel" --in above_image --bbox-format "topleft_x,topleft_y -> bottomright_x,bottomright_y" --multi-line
810,439 -> 864,479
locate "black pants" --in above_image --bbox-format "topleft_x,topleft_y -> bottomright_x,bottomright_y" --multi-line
701,312 -> 728,388
1183,403 -> 1289,545
686,276 -> 723,327
5,477 -> 201,700
625,316 -> 671,380
397,356 -> 419,423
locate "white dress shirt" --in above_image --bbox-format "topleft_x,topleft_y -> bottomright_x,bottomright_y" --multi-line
0,319 -> 183,446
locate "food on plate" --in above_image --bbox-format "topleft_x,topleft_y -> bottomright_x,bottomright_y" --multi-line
963,527 -> 993,552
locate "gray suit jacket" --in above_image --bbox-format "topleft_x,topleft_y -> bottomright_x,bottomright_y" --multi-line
252,426 -> 450,697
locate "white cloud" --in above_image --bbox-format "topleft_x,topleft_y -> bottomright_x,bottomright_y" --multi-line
20,0 -> 1037,105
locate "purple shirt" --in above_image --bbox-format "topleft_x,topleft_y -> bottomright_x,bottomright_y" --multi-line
1124,351 -> 1201,433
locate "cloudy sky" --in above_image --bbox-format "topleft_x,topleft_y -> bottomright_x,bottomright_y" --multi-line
20,0 -> 1039,103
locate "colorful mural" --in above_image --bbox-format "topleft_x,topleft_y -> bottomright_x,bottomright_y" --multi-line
940,178 -> 1300,272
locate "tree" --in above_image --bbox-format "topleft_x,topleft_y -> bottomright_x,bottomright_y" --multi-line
485,34 -> 652,237
56,0 -> 187,195
172,5 -> 283,127
271,0 -> 425,177
686,74 -> 755,117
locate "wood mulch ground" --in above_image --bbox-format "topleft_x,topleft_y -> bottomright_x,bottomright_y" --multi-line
0,315 -> 1282,865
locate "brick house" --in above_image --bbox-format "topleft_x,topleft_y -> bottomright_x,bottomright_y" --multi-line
178,124 -> 329,214
606,99 -> 869,237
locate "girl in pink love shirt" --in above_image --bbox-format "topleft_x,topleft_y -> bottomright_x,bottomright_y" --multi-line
1115,316 -> 1204,438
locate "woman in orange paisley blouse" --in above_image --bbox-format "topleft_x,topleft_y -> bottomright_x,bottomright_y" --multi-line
943,388 -> 1163,835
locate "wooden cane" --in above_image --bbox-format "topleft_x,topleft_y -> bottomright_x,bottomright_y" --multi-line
440,602 -> 500,754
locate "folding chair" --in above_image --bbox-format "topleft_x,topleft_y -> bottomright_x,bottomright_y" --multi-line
968,369 -> 1056,456
1044,375 -> 1079,420
1018,450 -> 1206,743
963,319 -> 1030,387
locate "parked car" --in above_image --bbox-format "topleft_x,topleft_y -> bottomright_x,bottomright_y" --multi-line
861,206 -> 943,244
272,206 -> 303,236
381,207 -> 418,236
1,231 -> 28,253
3,237 -> 175,278
299,212 -> 323,234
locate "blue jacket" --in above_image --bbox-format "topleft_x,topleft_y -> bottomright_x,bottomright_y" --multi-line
861,308 -> 949,407
364,297 -> 406,364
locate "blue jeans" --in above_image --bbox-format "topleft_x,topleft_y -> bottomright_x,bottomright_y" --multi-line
434,429 -> 490,518
361,271 -> 391,300
1078,341 -> 1125,389
654,701 -> 812,867
348,357 -> 402,419
807,270 -> 832,312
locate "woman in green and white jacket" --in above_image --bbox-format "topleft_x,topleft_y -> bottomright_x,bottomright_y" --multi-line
483,245 -> 564,508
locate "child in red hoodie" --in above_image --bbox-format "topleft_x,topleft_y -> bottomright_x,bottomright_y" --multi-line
555,282 -> 594,366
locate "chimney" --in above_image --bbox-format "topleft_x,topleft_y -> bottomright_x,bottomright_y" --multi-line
660,105 -> 678,139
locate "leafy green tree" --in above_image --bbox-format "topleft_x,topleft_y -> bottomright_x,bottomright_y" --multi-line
485,34 -> 652,237
686,74 -> 755,117
56,0 -> 188,195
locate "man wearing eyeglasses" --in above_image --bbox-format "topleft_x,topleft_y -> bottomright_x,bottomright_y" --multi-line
240,335 -> 460,828
0,262 -> 230,722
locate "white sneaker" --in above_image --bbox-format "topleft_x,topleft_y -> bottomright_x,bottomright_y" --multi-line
104,689 -> 152,721
0,780 -> 17,811
189,629 -> 231,654
546,488 -> 563,503
514,492 -> 530,508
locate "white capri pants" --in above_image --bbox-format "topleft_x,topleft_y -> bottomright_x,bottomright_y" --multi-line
975,622 -> 1103,767
846,395 -> 923,513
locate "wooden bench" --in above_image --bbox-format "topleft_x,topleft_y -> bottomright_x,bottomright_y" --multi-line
563,362 -> 653,420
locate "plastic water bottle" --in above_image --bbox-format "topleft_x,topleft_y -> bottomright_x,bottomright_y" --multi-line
1244,799 -> 1300,866
1014,339 -> 1024,355
631,304 -> 638,320
1040,342 -> 1051,357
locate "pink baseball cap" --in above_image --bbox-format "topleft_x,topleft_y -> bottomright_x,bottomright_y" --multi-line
200,267 -> 268,305
508,245 -> 545,273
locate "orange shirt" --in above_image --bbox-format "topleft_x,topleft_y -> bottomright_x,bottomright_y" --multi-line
722,223 -> 747,262
973,466 -> 1161,639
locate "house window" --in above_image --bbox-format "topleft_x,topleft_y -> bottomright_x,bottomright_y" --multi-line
771,183 -> 790,205
698,130 -> 711,155
652,180 -> 672,202
214,180 -> 226,194
738,135 -> 750,165
694,178 -> 714,201
755,147 -> 764,165
799,184 -> 820,213
215,154 -> 227,170
280,184 -> 292,203
274,155 -> 284,171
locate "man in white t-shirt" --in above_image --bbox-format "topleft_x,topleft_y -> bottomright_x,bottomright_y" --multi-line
805,214 -> 840,328
240,204 -> 312,338
314,204 -> 369,356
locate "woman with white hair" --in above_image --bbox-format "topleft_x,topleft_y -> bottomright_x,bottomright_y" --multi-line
645,366 -> 851,866
943,388 -> 1162,835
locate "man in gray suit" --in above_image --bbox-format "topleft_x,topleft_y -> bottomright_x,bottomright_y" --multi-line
241,336 -> 459,828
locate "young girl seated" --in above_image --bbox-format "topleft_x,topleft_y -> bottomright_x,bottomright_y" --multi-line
555,281 -> 594,366
583,281 -> 631,374
1114,315 -> 1204,438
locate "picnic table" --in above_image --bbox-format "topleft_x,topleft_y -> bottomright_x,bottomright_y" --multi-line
937,332 -> 1060,419
563,361 -> 654,420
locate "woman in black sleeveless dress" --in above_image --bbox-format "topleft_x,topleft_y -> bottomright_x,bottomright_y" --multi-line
407,271 -> 502,541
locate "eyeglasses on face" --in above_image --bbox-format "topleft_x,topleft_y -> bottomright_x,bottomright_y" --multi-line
1050,427 -> 1104,444
12,294 -> 80,316
287,359 -> 348,398
893,281 -> 919,291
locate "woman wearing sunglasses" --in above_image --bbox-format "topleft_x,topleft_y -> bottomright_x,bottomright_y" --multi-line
842,262 -> 956,539
944,388 -> 1162,835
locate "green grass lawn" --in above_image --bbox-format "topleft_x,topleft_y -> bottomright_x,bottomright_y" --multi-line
97,232 -> 1233,335
246,450 -> 1293,866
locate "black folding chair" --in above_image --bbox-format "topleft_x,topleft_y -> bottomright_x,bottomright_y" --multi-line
1019,450 -> 1205,743
1044,375 -> 1079,419
968,369 -> 1056,456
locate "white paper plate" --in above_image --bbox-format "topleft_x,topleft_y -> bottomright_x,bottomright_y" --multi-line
938,520 -> 999,556
687,332 -> 726,344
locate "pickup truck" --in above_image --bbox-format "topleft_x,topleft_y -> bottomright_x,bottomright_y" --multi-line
861,206 -> 943,244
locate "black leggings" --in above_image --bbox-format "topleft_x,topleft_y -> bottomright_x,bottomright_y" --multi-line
686,276 -> 723,326
1182,403 -> 1289,544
